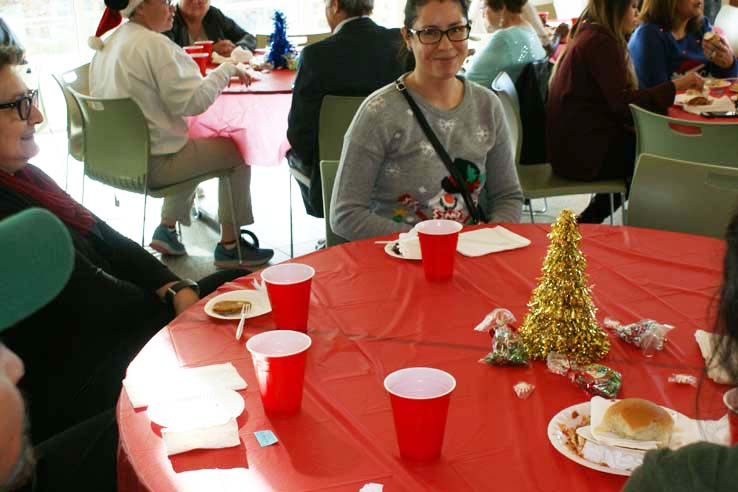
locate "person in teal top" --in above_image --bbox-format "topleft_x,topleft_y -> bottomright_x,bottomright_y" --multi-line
464,0 -> 545,88
623,207 -> 738,491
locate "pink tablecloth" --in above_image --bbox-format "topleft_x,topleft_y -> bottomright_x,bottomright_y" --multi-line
186,70 -> 295,166
117,224 -> 729,492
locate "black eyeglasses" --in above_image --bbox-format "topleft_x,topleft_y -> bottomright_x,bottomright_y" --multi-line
0,89 -> 39,121
408,24 -> 471,45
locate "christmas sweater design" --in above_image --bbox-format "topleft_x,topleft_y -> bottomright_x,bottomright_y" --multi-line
392,158 -> 484,225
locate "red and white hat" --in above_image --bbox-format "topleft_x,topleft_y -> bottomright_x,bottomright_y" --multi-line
88,0 -> 146,50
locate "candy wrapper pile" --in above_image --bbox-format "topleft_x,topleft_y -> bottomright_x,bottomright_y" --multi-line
547,353 -> 622,399
475,308 -> 529,366
604,317 -> 674,357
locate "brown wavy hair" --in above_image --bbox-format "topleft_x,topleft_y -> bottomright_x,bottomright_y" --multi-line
639,0 -> 704,35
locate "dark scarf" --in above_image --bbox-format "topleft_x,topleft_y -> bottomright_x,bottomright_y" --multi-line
0,165 -> 95,234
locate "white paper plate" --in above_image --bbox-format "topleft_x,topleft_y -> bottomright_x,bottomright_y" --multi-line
384,241 -> 421,261
547,401 -> 632,477
705,78 -> 732,89
204,290 -> 271,320
147,388 -> 245,430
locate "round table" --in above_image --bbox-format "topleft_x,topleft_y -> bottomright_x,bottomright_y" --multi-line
117,224 -> 728,492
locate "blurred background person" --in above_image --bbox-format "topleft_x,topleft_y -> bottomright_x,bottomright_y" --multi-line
164,0 -> 256,56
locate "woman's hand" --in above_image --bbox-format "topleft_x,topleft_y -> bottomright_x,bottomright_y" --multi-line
233,65 -> 252,86
704,35 -> 736,69
213,39 -> 237,57
673,71 -> 705,91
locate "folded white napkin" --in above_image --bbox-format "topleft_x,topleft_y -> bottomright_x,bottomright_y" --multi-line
123,362 -> 247,409
231,47 -> 253,63
162,417 -> 240,455
175,468 -> 250,492
674,94 -> 735,115
695,329 -> 734,384
456,227 -> 531,257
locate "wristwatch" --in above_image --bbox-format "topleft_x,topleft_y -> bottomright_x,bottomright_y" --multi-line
165,279 -> 200,305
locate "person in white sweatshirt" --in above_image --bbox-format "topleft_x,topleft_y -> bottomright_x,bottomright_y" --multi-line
89,0 -> 273,267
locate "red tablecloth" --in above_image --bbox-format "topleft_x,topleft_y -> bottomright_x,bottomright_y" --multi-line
186,70 -> 295,166
117,224 -> 728,492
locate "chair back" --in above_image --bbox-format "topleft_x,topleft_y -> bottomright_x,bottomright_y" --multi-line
715,5 -> 738,54
515,59 -> 551,164
318,95 -> 366,162
319,160 -> 347,247
491,72 -> 522,165
629,153 -> 738,238
68,88 -> 150,193
305,32 -> 331,46
535,2 -> 557,18
51,63 -> 89,161
630,104 -> 738,168
256,34 -> 269,49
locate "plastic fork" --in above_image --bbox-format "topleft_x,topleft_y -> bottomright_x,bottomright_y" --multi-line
235,303 -> 251,340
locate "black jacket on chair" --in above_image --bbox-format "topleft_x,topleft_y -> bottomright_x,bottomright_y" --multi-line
163,6 -> 256,52
286,17 -> 408,218
515,60 -> 552,165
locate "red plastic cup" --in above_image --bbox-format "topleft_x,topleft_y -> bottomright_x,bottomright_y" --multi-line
261,263 -> 315,332
194,40 -> 214,63
189,53 -> 208,76
246,330 -> 312,415
538,12 -> 548,26
416,219 -> 463,281
571,17 -> 579,28
183,45 -> 205,54
723,388 -> 738,445
384,367 -> 456,461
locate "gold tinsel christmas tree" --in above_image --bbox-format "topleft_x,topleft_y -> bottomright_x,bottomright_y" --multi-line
518,209 -> 610,364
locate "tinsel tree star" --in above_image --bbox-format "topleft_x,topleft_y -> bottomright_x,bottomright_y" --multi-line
267,10 -> 294,69
518,209 -> 610,364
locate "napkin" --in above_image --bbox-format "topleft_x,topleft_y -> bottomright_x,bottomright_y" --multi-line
674,94 -> 735,115
231,47 -> 253,63
456,227 -> 531,257
695,329 -> 734,384
397,231 -> 422,260
123,362 -> 247,409
162,417 -> 240,455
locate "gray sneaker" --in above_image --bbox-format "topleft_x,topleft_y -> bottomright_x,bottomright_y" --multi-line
214,230 -> 273,268
150,225 -> 187,256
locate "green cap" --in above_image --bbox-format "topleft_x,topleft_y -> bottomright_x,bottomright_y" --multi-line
0,208 -> 74,331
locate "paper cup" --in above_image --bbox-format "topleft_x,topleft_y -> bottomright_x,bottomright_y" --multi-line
538,12 -> 548,26
189,53 -> 208,76
384,367 -> 456,461
183,45 -> 205,54
194,40 -> 214,63
724,388 -> 738,445
246,330 -> 312,415
416,220 -> 463,281
261,263 -> 315,332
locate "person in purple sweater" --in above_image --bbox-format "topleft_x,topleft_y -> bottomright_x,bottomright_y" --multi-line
629,0 -> 737,89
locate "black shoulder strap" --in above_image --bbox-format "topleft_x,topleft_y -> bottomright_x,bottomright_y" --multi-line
395,78 -> 487,224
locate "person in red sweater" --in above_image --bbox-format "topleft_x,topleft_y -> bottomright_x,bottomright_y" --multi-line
546,0 -> 702,224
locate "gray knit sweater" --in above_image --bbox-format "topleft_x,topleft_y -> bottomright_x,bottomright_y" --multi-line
330,75 -> 523,241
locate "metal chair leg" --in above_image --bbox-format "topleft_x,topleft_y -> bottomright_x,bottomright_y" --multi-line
620,192 -> 628,225
289,172 -> 294,258
225,177 -> 243,266
141,193 -> 148,246
609,194 -> 615,226
528,200 -> 535,223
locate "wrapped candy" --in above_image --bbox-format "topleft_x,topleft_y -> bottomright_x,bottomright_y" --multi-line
476,308 -> 529,366
513,382 -> 535,399
668,374 -> 698,387
604,317 -> 674,357
547,353 -> 622,399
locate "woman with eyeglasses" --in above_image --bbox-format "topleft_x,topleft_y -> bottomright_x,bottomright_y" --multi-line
89,0 -> 274,267
464,0 -> 547,89
164,0 -> 256,56
546,0 -> 703,224
330,0 -> 523,241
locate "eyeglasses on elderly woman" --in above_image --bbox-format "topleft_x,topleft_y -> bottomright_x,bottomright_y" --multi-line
0,89 -> 39,121
408,24 -> 472,44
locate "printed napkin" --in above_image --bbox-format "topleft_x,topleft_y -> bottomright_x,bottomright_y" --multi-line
123,362 -> 247,409
456,227 -> 531,257
674,94 -> 735,115
695,329 -> 734,384
162,417 -> 240,456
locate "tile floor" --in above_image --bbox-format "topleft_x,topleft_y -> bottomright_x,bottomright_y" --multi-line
32,89 -> 622,281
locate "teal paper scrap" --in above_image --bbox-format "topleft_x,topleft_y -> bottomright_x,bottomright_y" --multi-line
254,430 -> 278,447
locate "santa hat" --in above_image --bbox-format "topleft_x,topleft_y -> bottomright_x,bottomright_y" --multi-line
88,0 -> 146,50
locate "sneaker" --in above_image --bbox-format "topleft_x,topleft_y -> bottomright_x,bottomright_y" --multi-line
214,230 -> 274,268
150,225 -> 187,256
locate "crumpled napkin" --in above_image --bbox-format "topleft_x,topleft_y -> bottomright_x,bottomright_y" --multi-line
231,46 -> 253,63
456,227 -> 531,257
695,329 -> 734,384
162,417 -> 240,455
123,362 -> 247,409
674,94 -> 735,115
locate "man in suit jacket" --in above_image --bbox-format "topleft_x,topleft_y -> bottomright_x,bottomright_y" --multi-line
287,0 -> 408,218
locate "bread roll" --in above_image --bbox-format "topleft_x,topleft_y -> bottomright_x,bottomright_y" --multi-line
597,398 -> 674,446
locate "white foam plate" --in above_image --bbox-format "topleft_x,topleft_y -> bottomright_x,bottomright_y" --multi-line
204,290 -> 271,320
384,241 -> 421,261
147,388 -> 245,430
